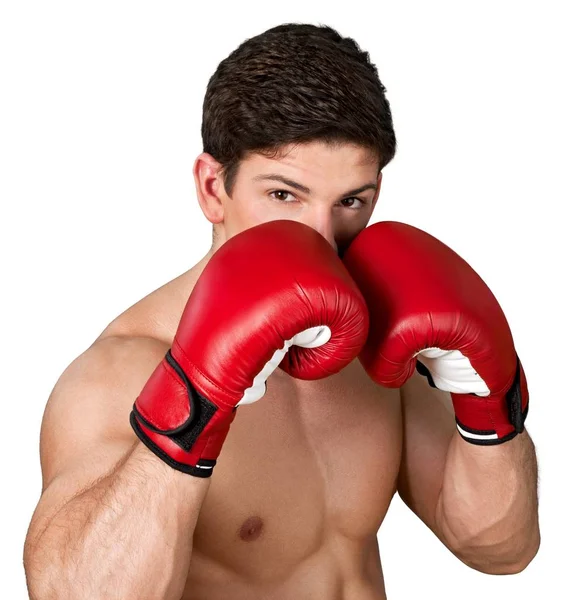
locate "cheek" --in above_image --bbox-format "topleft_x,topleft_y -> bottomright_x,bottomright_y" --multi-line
224,195 -> 285,238
232,195 -> 290,227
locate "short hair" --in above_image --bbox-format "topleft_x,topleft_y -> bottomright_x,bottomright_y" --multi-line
201,23 -> 397,198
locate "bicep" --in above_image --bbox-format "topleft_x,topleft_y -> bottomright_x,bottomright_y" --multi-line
397,370 -> 456,543
28,335 -> 168,546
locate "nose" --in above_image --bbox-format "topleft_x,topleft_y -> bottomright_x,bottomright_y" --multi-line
301,214 -> 337,253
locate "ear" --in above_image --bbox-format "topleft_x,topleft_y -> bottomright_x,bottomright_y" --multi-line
193,153 -> 225,224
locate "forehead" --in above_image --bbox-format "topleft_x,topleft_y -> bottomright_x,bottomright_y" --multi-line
241,141 -> 379,172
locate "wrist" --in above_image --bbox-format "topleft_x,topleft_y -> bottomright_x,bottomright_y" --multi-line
452,355 -> 529,445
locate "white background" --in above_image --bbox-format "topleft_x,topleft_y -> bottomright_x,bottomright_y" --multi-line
1,1 -> 565,597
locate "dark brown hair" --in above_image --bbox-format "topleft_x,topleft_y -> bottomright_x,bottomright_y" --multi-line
201,22 -> 397,198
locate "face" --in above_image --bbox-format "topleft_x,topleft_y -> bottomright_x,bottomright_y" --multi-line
194,140 -> 382,255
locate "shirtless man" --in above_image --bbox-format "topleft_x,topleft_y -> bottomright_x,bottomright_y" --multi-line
23,23 -> 540,599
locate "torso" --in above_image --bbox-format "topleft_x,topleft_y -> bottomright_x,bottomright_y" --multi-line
101,260 -> 403,600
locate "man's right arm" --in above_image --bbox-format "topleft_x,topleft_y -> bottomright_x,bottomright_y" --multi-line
23,335 -> 210,600
24,220 -> 372,599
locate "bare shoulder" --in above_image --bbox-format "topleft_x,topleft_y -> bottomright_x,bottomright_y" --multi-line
39,334 -> 170,491
23,333 -> 170,554
37,263 -> 202,493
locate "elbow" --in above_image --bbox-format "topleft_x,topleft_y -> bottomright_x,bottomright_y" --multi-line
24,539 -> 54,600
24,533 -> 69,600
462,554 -> 535,576
23,547 -> 47,600
456,528 -> 541,575
462,552 -> 537,576
501,531 -> 541,575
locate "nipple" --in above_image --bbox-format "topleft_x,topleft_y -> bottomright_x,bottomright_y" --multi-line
238,516 -> 264,542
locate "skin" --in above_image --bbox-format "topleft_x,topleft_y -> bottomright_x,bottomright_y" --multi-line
182,141 -> 397,598
198,141 -> 383,254
120,140 -> 400,598
26,142 -> 539,600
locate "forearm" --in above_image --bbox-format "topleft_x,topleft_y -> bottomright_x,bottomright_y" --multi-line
436,429 -> 540,573
25,441 -> 210,600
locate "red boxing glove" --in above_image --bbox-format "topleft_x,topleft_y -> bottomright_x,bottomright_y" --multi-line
131,220 -> 369,476
343,221 -> 529,446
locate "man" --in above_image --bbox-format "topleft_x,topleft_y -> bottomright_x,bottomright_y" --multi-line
23,23 -> 539,599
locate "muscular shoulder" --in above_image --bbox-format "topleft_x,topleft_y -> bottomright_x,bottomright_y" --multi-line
40,334 -> 170,489
47,334 -> 170,433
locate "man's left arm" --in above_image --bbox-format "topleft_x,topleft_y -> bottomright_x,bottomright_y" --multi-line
398,371 -> 540,575
343,220 -> 541,573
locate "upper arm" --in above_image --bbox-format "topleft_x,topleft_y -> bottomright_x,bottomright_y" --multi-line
396,369 -> 457,550
26,335 -> 169,548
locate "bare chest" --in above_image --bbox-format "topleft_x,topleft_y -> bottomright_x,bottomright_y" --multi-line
189,361 -> 402,581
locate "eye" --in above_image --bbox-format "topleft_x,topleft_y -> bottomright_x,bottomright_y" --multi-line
340,197 -> 366,209
269,190 -> 297,203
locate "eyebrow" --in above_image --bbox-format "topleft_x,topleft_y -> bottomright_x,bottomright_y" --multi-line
252,174 -> 377,197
